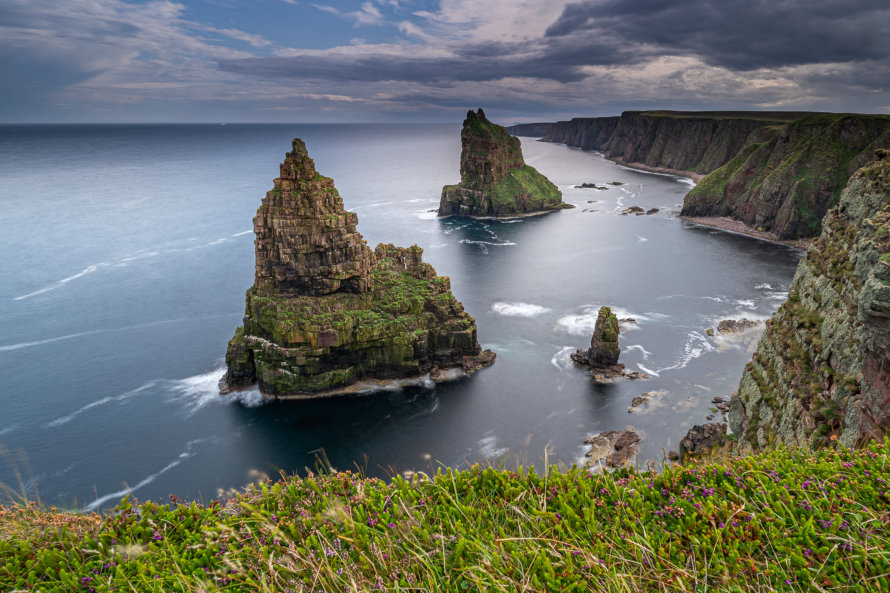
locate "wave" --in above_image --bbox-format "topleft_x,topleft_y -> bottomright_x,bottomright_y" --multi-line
550,346 -> 577,372
415,210 -> 439,220
458,239 -> 516,246
0,424 -> 19,437
0,329 -> 104,353
13,231 -> 253,301
735,299 -> 756,309
82,440 -> 204,511
477,435 -> 508,458
492,302 -> 551,318
556,306 -> 648,336
624,344 -> 652,360
636,236 -> 649,243
46,382 -> 157,428
766,291 -> 789,301
637,363 -> 660,377
755,283 -> 773,290
656,330 -> 715,373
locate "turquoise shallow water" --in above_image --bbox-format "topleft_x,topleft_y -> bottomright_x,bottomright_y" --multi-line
0,124 -> 802,509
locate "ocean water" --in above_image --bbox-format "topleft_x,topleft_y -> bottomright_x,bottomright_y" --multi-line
0,124 -> 802,509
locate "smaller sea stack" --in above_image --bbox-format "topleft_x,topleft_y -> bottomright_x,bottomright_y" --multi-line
438,108 -> 570,218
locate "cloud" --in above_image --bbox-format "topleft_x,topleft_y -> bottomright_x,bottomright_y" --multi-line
312,1 -> 387,27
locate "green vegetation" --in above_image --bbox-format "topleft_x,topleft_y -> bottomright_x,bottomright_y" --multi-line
3,441 -> 889,592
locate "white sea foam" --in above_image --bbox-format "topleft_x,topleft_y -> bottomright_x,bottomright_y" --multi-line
656,331 -> 715,373
557,306 -> 648,336
46,382 -> 157,427
735,299 -> 756,309
492,302 -> 551,318
755,283 -> 773,290
637,363 -> 660,377
0,424 -> 19,437
767,291 -> 789,301
83,440 -> 203,511
624,344 -> 652,360
415,210 -> 439,220
0,330 -> 103,353
636,235 -> 649,243
172,368 -> 233,414
14,262 -> 114,300
458,240 -> 516,247
477,435 -> 508,458
550,346 -> 576,372
232,230 -> 253,237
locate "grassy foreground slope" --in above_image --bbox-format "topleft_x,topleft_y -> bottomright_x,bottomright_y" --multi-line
2,441 -> 889,592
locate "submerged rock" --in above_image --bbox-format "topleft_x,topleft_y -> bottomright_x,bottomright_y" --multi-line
716,318 -> 762,334
221,139 -> 495,398
438,109 -> 571,218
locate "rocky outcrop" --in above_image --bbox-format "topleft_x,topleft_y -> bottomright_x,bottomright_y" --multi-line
221,139 -> 495,398
583,429 -> 640,468
683,114 -> 890,239
729,152 -> 890,449
679,423 -> 727,461
570,306 -> 646,383
439,109 -> 570,218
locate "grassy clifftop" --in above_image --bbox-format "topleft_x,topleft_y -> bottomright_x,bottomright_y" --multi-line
3,441 -> 889,592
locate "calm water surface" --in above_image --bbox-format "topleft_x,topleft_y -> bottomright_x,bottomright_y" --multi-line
0,124 -> 802,509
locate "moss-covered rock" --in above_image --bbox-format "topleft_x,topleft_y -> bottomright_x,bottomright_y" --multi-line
438,109 -> 569,218
221,139 -> 495,398
730,152 -> 890,450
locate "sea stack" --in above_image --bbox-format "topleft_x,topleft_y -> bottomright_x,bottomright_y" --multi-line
438,108 -> 570,218
571,306 -> 643,382
221,139 -> 495,398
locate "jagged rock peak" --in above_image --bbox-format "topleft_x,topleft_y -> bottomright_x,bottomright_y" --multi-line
588,306 -> 621,367
439,108 -> 568,218
254,138 -> 375,297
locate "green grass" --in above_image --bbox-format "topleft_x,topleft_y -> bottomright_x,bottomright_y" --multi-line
3,441 -> 889,592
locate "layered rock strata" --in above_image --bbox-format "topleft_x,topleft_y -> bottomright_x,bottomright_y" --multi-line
439,109 -> 570,218
531,110 -> 890,239
221,139 -> 495,398
729,152 -> 890,449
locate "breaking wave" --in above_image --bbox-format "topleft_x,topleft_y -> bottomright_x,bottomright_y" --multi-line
492,302 -> 551,318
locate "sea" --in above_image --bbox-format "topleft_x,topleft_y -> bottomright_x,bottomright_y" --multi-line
0,123 -> 803,510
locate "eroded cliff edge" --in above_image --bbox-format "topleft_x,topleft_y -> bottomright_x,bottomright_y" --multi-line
729,152 -> 890,450
528,110 -> 890,239
439,109 -> 570,218
221,139 -> 495,398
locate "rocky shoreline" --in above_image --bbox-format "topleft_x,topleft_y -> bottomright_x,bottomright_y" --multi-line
680,215 -> 811,249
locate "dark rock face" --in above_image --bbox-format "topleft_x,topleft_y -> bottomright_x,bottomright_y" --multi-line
583,429 -> 640,468
730,155 -> 890,449
505,122 -> 552,137
439,109 -> 569,218
683,114 -> 890,239
679,423 -> 727,460
542,110 -> 890,239
221,139 -> 495,398
588,306 -> 621,367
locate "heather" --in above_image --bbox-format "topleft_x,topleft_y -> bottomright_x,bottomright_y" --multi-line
2,440 -> 889,592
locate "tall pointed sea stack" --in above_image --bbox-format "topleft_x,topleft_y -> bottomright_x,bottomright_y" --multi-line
221,139 -> 495,398
438,109 -> 570,218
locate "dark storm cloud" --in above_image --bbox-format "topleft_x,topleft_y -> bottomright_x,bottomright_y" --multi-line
546,0 -> 890,70
220,0 -> 890,86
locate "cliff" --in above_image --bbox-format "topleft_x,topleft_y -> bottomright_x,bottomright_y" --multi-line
505,122 -> 551,137
542,111 -> 802,176
438,109 -> 569,218
683,114 -> 890,239
221,139 -> 494,398
729,152 -> 890,450
540,110 -> 890,239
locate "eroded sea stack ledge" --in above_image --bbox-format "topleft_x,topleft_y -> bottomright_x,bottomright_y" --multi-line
438,109 -> 570,218
221,139 -> 495,398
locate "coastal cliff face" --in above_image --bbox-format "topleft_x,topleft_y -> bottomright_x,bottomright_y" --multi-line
729,153 -> 890,450
540,111 -> 797,175
683,114 -> 890,239
539,110 -> 890,239
439,109 -> 568,217
222,139 -> 494,397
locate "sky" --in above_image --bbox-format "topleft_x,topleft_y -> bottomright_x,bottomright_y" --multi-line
2,0 -> 889,123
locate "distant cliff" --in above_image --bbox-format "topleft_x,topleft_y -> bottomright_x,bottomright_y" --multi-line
439,109 -> 570,218
222,139 -> 494,397
538,110 -> 890,239
729,152 -> 890,450
682,114 -> 890,239
506,122 -> 551,137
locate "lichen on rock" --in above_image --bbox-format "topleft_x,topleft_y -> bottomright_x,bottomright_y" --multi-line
220,139 -> 495,398
438,109 -> 570,218
730,152 -> 890,449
